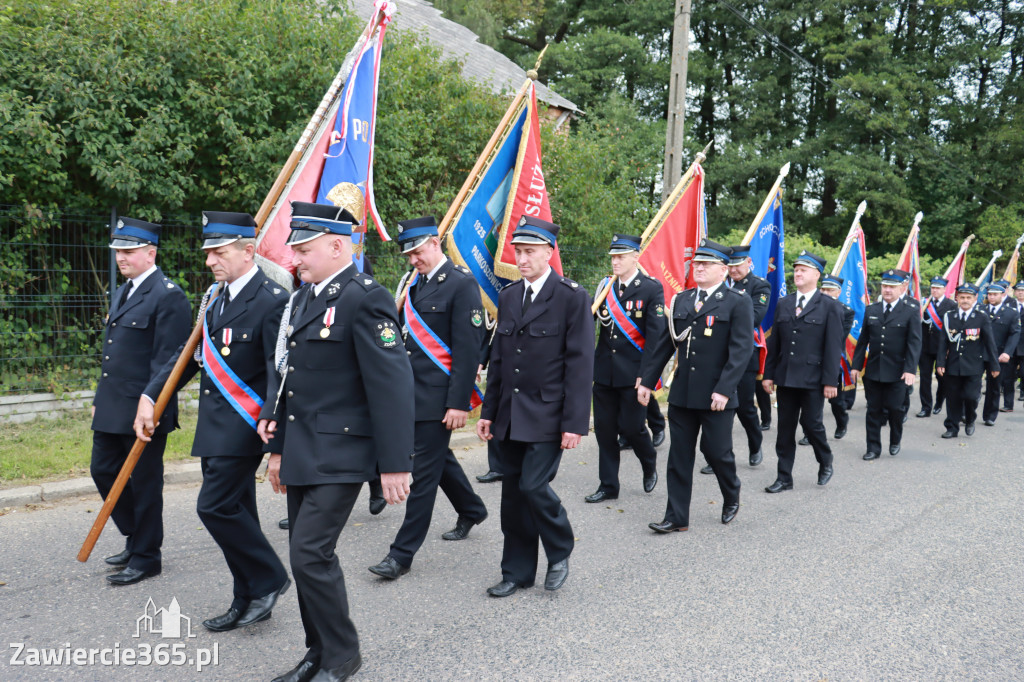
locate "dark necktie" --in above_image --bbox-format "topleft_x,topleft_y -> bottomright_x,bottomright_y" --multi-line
118,281 -> 134,309
522,286 -> 533,315
695,289 -> 707,312
618,283 -> 625,299
796,295 -> 806,316
213,287 -> 231,326
883,303 -> 892,319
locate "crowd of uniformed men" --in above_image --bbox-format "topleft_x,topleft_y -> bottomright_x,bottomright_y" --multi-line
88,206 -> 1023,682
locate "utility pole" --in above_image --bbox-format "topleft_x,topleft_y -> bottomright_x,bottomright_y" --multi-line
662,0 -> 692,202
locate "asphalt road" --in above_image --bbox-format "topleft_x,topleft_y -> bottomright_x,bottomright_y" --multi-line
2,398 -> 1023,680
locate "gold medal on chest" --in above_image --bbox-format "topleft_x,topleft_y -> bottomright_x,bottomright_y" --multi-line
320,327 -> 331,338
220,346 -> 231,356
704,328 -> 713,336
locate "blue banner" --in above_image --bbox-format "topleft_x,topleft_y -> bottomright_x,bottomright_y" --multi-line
836,231 -> 870,358
445,105 -> 529,313
748,189 -> 786,330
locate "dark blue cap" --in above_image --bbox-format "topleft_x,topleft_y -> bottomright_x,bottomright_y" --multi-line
728,245 -> 751,265
821,275 -> 844,290
880,269 -> 909,285
287,202 -> 356,245
693,238 -> 732,264
511,216 -> 560,247
930,276 -> 948,287
986,282 -> 1006,293
395,216 -> 438,253
1015,280 -> 1024,291
201,211 -> 256,248
995,278 -> 1011,289
794,250 -> 826,273
956,283 -> 979,295
609,233 -> 642,254
110,216 -> 161,250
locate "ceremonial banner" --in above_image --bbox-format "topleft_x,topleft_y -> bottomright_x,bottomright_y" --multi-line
942,236 -> 972,298
255,0 -> 393,282
447,83 -> 561,313
896,218 -> 922,305
747,186 -> 786,332
638,164 -> 707,302
835,228 -> 870,386
1003,245 -> 1020,283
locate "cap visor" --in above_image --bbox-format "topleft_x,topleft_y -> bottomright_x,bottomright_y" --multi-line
202,236 -> 240,249
286,229 -> 331,246
109,238 -> 150,250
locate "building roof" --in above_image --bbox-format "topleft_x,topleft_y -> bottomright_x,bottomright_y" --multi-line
347,0 -> 579,113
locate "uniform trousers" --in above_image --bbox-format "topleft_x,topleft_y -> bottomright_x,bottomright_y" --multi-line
918,352 -> 945,411
287,482 -> 362,670
998,360 -> 1017,409
485,439 -> 503,474
756,380 -> 773,425
90,431 -> 165,572
663,405 -> 740,527
646,398 -> 666,434
389,421 -> 487,567
593,382 -> 657,495
983,363 -> 1012,421
942,374 -> 982,434
198,456 -> 288,611
497,439 -> 574,585
733,352 -> 765,455
774,386 -> 833,485
862,378 -> 906,454
829,385 -> 856,430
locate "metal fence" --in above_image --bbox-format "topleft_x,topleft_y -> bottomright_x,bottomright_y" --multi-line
0,205 -> 612,397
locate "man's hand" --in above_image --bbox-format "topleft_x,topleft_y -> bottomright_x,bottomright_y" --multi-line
710,392 -> 729,411
257,419 -> 277,444
380,471 -> 411,504
476,419 -> 492,441
999,352 -> 1010,364
850,370 -> 860,385
442,408 -> 469,431
823,385 -> 838,399
991,370 -> 1000,378
937,367 -> 945,376
762,379 -> 775,394
561,432 -> 583,450
902,372 -> 916,386
637,384 -> 652,407
267,454 -> 285,494
476,363 -> 485,384
91,405 -> 96,419
133,397 -> 157,442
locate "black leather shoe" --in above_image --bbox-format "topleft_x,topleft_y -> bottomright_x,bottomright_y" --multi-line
863,451 -> 881,461
310,654 -> 361,682
965,422 -> 976,436
817,465 -> 833,486
941,430 -> 956,439
749,449 -> 763,467
272,659 -> 320,682
237,577 -> 291,626
643,471 -> 658,493
544,559 -> 569,591
933,405 -> 943,414
916,409 -> 930,418
700,465 -> 714,475
369,496 -> 386,515
765,480 -> 792,493
798,436 -> 810,446
651,430 -> 666,447
834,425 -> 847,439
585,489 -> 617,503
203,607 -> 244,632
983,419 -> 994,426
889,444 -> 901,456
1019,391 -> 1024,401
760,421 -> 771,431
368,556 -> 409,580
442,513 -> 487,540
104,549 -> 131,566
648,520 -> 688,533
278,518 -> 289,530
902,412 -> 908,424
106,566 -> 160,586
476,470 -> 502,483
999,407 -> 1013,413
487,580 -> 531,597
618,436 -> 632,450
721,503 -> 739,524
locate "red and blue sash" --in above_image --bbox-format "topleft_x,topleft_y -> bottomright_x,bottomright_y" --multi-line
403,274 -> 484,409
603,277 -> 662,389
926,300 -> 943,329
200,286 -> 263,430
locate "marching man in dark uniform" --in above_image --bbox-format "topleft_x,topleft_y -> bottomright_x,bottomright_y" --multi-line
90,217 -> 191,585
937,283 -> 1000,439
762,251 -> 844,492
367,217 -> 488,580
981,281 -> 1020,425
917,276 -> 957,417
586,233 -> 664,503
258,202 -> 414,682
476,217 -> 594,597
820,275 -> 857,439
849,269 -> 922,460
639,239 -> 753,532
134,211 -> 290,631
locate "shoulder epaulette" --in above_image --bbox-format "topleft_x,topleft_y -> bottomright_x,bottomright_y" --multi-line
560,277 -> 580,289
261,279 -> 287,297
355,275 -> 377,289
454,264 -> 471,276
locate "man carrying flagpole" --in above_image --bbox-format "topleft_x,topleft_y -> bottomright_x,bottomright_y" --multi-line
918,276 -> 957,417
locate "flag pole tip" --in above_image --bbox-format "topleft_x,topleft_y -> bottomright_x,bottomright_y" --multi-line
531,44 -> 550,76
780,161 -> 791,177
914,211 -> 923,222
856,199 -> 868,214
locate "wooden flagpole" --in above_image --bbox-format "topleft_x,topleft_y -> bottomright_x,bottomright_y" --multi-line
829,200 -> 868,277
740,162 -> 791,246
942,234 -> 975,281
896,211 -> 924,266
974,249 -> 1003,287
590,141 -> 712,314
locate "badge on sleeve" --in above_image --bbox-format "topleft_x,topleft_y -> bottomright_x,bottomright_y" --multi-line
655,304 -> 665,317
759,293 -> 768,304
377,320 -> 399,348
471,310 -> 483,327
